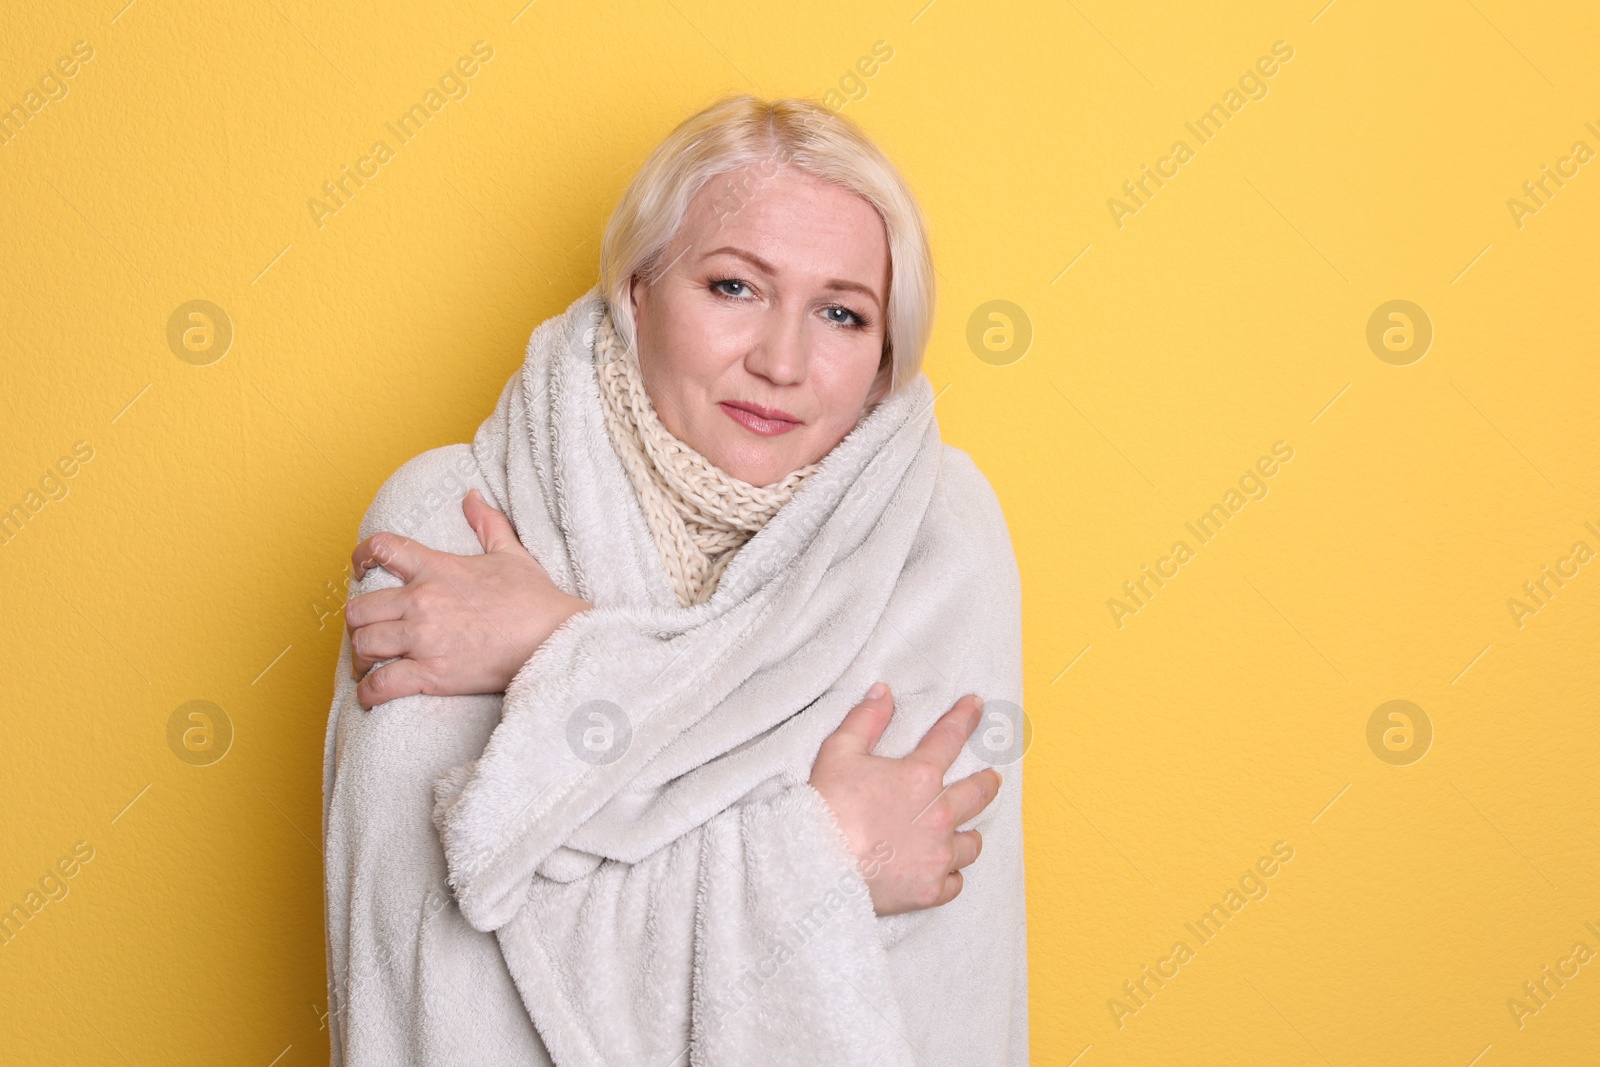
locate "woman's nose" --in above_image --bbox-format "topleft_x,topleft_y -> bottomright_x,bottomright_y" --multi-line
743,311 -> 808,386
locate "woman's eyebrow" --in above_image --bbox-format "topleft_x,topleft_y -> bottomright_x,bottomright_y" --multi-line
821,278 -> 882,312
702,245 -> 777,273
701,245 -> 882,312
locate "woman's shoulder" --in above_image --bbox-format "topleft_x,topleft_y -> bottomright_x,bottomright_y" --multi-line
937,443 -> 1005,520
357,443 -> 485,551
917,443 -> 1021,594
935,444 -> 1014,550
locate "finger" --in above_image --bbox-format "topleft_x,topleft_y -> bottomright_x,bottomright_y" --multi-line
908,694 -> 985,771
463,488 -> 521,555
952,829 -> 983,870
822,682 -> 896,757
350,621 -> 410,678
941,767 -> 1003,826
344,586 -> 407,631
351,532 -> 429,582
932,869 -> 964,908
357,657 -> 430,710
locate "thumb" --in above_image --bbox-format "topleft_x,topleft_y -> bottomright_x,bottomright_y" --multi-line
826,682 -> 896,756
463,488 -> 520,554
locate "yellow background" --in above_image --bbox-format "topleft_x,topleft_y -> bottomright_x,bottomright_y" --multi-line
2,0 -> 1597,1063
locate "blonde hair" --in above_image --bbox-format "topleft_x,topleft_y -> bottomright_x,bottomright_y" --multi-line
599,95 -> 935,398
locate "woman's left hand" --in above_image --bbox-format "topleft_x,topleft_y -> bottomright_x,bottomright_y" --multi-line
345,489 -> 592,710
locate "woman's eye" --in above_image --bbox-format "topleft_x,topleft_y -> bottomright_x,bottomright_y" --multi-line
712,278 -> 748,298
825,305 -> 867,328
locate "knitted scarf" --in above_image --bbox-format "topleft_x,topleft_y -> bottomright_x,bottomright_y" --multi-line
593,306 -> 821,607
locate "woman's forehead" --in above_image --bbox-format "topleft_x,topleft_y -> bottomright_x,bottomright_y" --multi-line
679,168 -> 889,289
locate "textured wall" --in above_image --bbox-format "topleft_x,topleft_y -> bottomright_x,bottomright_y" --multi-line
1,1 -> 1597,1064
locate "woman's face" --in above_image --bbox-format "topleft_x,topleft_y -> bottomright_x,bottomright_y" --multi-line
629,163 -> 892,487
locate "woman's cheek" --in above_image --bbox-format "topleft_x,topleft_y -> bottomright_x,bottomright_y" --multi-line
818,345 -> 881,413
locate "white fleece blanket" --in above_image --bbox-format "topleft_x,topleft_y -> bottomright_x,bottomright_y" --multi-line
322,284 -> 1028,1066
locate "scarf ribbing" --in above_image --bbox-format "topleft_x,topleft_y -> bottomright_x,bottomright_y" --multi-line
593,306 -> 821,607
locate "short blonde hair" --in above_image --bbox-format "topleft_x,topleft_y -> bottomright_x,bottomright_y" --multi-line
599,94 -> 935,397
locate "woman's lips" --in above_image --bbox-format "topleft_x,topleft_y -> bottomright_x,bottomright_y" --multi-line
719,401 -> 801,436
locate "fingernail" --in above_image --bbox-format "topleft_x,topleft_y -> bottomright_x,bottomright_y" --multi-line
866,681 -> 886,700
973,694 -> 985,711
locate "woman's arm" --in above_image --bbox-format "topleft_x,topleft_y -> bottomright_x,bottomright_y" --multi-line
346,490 -> 1006,918
344,488 -> 589,709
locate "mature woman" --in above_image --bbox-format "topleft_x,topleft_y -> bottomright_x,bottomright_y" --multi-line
322,95 -> 1026,1066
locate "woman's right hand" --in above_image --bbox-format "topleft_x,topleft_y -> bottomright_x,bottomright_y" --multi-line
344,489 -> 592,710
808,683 -> 1002,917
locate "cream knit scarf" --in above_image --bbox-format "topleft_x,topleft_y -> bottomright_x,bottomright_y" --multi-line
593,307 -> 821,607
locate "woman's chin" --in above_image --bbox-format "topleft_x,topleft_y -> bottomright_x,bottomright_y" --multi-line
706,438 -> 805,487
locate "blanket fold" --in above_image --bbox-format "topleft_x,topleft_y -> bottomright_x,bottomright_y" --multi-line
323,285 -> 1028,1066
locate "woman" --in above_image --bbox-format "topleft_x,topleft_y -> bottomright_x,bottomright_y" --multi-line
323,94 -> 1026,1066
